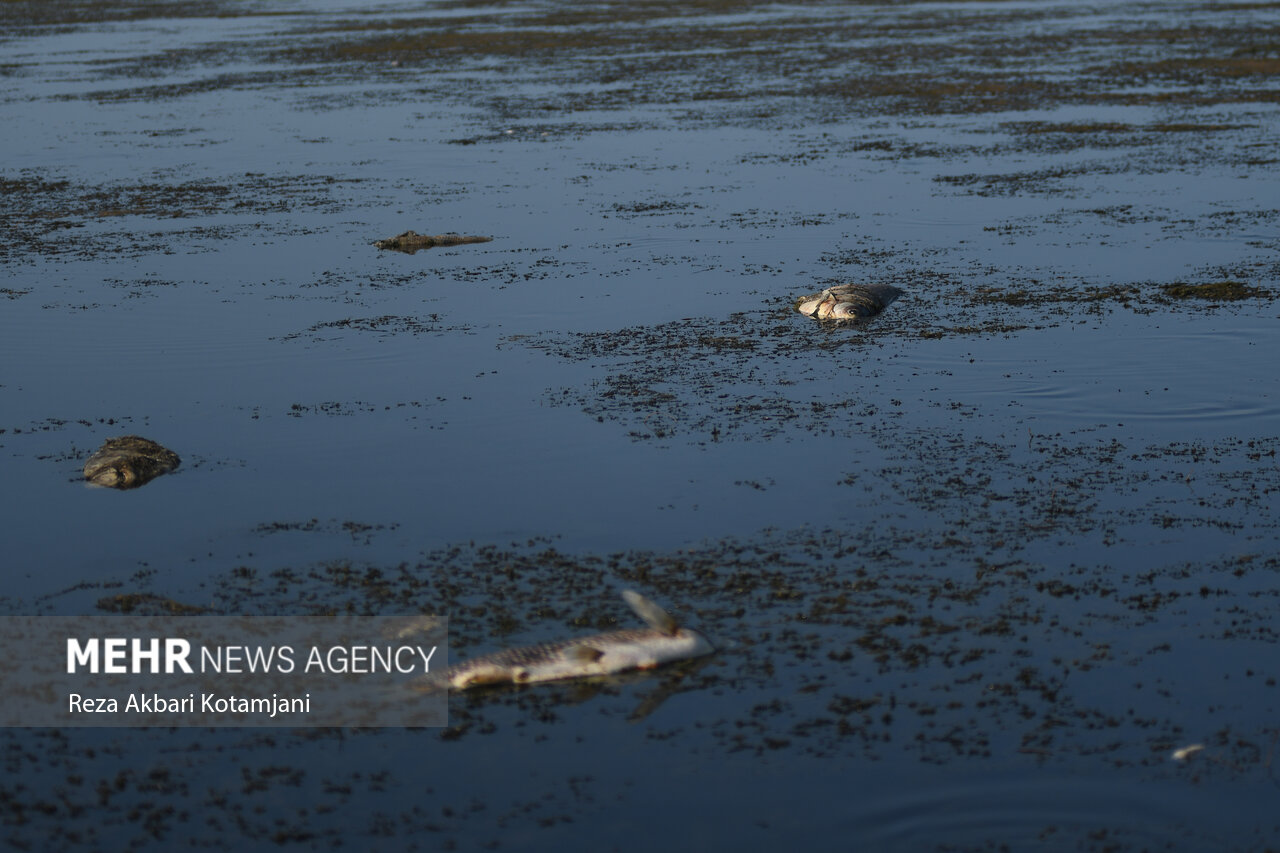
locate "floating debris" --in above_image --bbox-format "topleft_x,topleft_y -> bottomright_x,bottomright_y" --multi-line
795,283 -> 902,321
1171,743 -> 1206,761
82,435 -> 180,489
435,590 -> 714,690
373,231 -> 492,253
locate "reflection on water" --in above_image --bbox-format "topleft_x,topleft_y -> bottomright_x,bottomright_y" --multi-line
909,318 -> 1280,431
1,0 -> 1278,848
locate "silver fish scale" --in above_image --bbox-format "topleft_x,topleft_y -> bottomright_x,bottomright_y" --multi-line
447,628 -> 660,676
832,288 -> 884,315
417,591 -> 713,692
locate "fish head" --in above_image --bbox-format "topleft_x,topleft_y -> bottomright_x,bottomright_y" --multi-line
830,301 -> 869,319
85,462 -> 137,488
675,627 -> 716,658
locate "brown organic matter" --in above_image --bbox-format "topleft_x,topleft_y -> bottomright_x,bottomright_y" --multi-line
373,231 -> 492,253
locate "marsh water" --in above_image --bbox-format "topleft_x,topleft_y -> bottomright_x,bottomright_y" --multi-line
2,0 -> 1279,848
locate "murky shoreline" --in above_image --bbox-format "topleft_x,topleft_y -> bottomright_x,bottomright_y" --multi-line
2,0 -> 1278,848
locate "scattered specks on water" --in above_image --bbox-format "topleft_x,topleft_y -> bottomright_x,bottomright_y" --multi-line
2,0 -> 1279,848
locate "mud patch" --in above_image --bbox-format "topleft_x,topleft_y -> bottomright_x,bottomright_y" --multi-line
1159,280 -> 1271,301
0,172 -> 363,261
274,314 -> 474,343
96,593 -> 211,615
525,308 -> 906,442
27,1 -> 1280,134
523,306 -> 1005,442
253,518 -> 400,545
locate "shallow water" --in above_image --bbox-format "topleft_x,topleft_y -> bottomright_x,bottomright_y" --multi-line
2,0 -> 1279,849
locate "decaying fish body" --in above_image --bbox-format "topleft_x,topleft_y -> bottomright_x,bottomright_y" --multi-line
795,283 -> 902,321
439,590 -> 714,690
374,230 -> 492,253
83,435 -> 180,489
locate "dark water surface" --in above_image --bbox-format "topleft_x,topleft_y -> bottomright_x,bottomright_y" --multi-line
2,0 -> 1278,849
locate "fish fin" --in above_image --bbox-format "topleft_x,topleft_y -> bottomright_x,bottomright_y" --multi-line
565,644 -> 604,663
622,590 -> 679,636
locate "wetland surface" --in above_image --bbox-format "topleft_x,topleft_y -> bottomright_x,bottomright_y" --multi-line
1,0 -> 1279,848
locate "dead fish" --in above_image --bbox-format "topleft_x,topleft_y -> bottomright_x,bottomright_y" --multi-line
796,292 -> 829,316
373,230 -> 492,253
795,283 -> 902,321
438,590 -> 714,690
83,436 -> 180,489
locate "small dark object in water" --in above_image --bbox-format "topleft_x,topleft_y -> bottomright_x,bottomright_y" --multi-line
83,436 -> 180,489
795,283 -> 903,320
373,231 -> 492,253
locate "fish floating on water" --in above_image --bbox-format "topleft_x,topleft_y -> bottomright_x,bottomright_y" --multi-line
373,230 -> 492,253
795,283 -> 902,321
83,435 -> 180,489
437,590 -> 714,690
